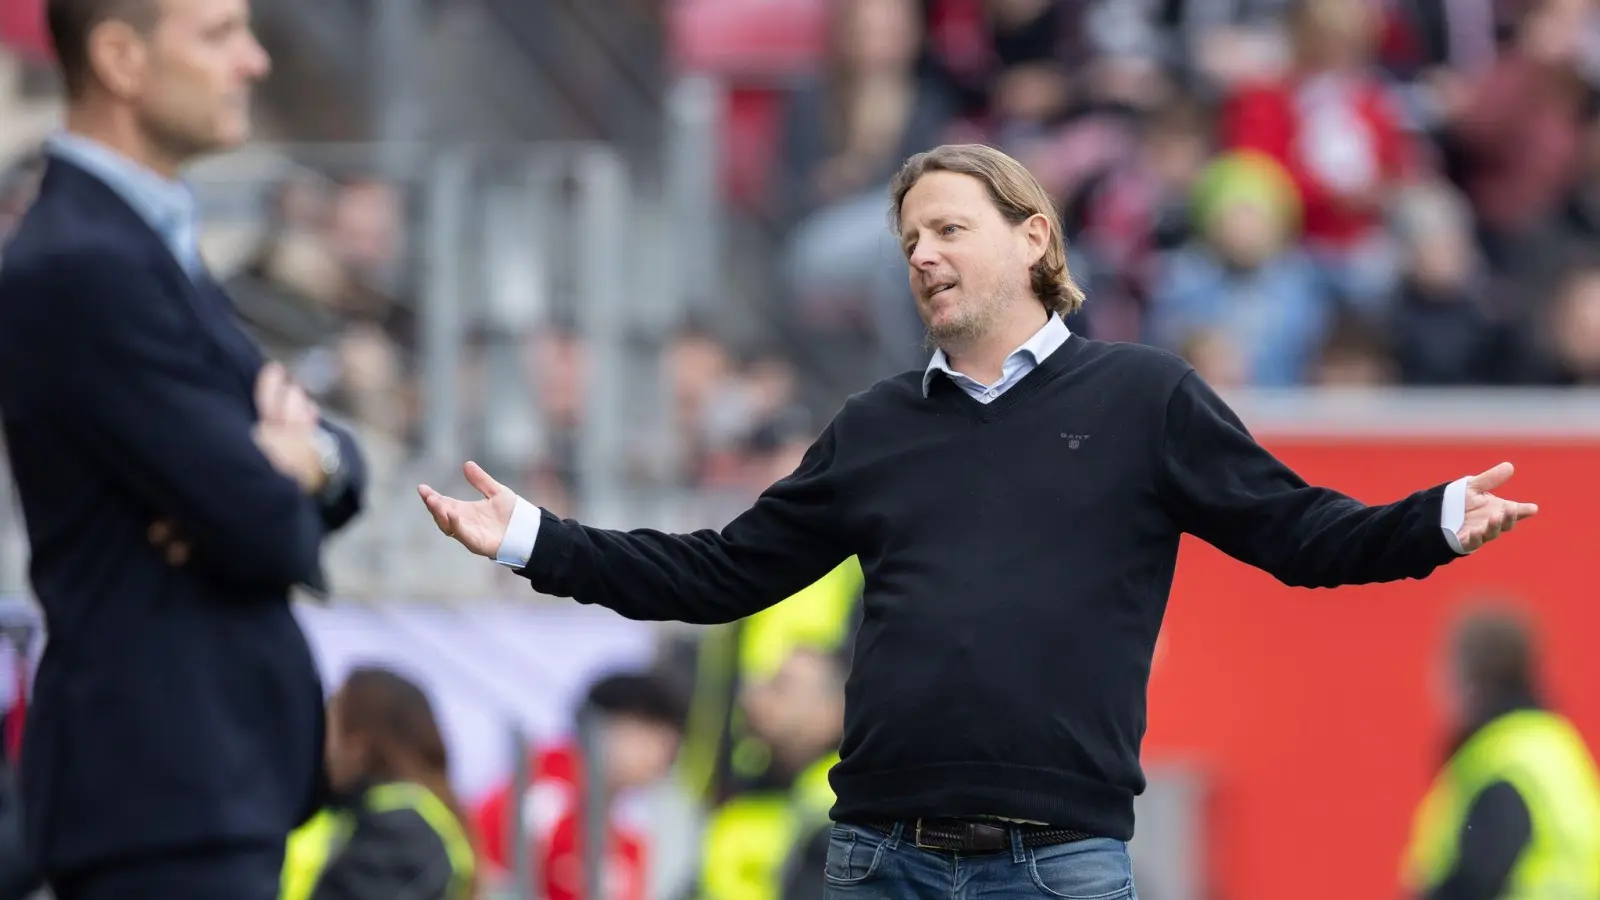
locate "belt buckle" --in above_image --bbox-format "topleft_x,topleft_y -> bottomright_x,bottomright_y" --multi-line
913,818 -> 936,850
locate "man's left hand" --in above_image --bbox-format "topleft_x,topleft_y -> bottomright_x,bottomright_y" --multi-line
1457,462 -> 1538,553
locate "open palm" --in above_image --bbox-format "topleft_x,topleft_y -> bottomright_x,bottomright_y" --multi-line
1456,462 -> 1538,553
418,462 -> 517,558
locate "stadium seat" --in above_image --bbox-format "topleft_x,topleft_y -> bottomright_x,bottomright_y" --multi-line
720,86 -> 789,211
669,0 -> 831,211
669,0 -> 828,81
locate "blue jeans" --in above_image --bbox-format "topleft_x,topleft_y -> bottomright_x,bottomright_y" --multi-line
823,822 -> 1138,900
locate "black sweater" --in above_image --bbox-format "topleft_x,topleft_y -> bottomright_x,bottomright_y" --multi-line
518,336 -> 1461,838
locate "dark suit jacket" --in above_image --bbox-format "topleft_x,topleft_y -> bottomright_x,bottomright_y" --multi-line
0,157 -> 367,874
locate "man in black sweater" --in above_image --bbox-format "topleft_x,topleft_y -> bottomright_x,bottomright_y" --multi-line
420,144 -> 1536,899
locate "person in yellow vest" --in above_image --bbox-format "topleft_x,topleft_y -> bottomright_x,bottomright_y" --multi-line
281,667 -> 477,900
697,644 -> 847,900
1402,604 -> 1600,900
678,555 -> 861,807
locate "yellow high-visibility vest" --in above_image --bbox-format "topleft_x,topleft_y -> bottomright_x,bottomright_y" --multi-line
698,753 -> 840,900
1402,709 -> 1600,899
679,557 -> 861,802
738,559 -> 862,684
280,782 -> 476,900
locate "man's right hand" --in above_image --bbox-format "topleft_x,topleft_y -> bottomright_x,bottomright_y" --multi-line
252,422 -> 328,495
418,462 -> 517,558
252,362 -> 327,494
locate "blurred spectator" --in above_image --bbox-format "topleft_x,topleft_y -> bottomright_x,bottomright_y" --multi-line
782,0 -> 953,370
1388,181 -> 1498,384
1559,113 -> 1600,243
1313,310 -> 1398,385
1066,97 -> 1212,342
922,0 -> 1085,139
739,0 -> 1600,412
1429,0 -> 1590,280
523,322 -> 587,498
1539,253 -> 1600,384
327,177 -> 407,314
696,646 -> 845,900
1149,150 -> 1332,386
282,667 -> 476,900
701,351 -> 807,489
665,322 -> 736,485
229,176 -> 344,365
780,0 -> 953,224
471,671 -> 687,900
1176,0 -> 1296,92
1220,0 -> 1410,311
984,0 -> 1081,143
1380,0 -> 1513,83
1401,603 -> 1600,900
226,171 -> 422,455
675,547 -> 860,814
1178,327 -> 1251,388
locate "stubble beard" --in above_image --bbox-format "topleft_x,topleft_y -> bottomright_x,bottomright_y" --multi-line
922,287 -> 1009,355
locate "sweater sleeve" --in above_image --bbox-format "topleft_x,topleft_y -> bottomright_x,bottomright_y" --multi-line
1158,370 -> 1460,587
516,421 -> 851,624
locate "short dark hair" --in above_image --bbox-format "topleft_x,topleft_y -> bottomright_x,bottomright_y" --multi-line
584,670 -> 689,732
48,0 -> 161,96
1452,604 -> 1537,697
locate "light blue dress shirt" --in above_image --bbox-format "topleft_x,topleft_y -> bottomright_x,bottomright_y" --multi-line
46,132 -> 204,278
921,312 -> 1072,401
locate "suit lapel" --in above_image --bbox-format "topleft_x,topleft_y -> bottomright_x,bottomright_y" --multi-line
46,159 -> 264,397
192,273 -> 267,384
147,242 -> 261,397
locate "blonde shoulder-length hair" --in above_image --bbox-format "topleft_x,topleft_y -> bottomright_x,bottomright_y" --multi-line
889,143 -> 1086,318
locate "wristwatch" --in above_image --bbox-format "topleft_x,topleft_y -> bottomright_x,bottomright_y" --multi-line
312,427 -> 345,501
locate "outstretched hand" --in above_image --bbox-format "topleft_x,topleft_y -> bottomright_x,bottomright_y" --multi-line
418,462 -> 517,558
1456,462 -> 1538,553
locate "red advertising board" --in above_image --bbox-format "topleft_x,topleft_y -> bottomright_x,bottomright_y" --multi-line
1144,397 -> 1600,900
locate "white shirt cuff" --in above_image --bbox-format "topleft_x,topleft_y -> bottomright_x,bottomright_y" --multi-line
1441,476 -> 1469,556
494,496 -> 543,568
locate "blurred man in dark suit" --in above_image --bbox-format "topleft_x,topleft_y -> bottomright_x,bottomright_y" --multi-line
0,1 -> 366,898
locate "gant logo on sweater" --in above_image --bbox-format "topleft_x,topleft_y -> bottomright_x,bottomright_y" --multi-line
1060,433 -> 1090,450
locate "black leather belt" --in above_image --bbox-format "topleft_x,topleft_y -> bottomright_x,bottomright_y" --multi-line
866,819 -> 1096,853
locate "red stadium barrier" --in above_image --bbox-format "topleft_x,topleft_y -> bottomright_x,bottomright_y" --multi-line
1144,391 -> 1600,900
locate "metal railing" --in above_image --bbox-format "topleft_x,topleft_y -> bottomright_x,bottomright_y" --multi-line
477,0 -> 667,164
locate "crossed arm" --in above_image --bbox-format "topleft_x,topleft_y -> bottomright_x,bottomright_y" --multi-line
26,251 -> 365,590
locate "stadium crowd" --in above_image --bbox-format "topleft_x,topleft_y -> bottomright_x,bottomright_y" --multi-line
0,1 -> 1598,900
772,0 -> 1600,392
3,0 -> 1600,511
